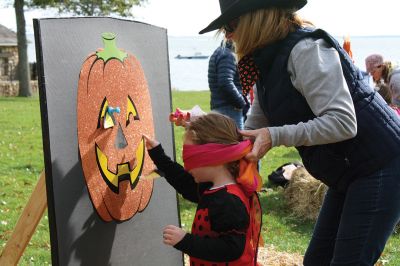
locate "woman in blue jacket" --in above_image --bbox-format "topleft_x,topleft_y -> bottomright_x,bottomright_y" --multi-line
208,39 -> 248,129
200,0 -> 400,265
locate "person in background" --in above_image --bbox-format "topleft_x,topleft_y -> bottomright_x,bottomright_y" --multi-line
365,54 -> 393,88
377,83 -> 400,115
144,113 -> 262,266
342,36 -> 372,87
342,36 -> 353,60
208,39 -> 248,129
390,69 -> 400,107
377,83 -> 393,104
199,0 -> 400,265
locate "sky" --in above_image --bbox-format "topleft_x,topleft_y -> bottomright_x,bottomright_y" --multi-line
0,0 -> 399,36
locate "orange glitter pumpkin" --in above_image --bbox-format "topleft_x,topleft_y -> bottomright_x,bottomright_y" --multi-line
77,32 -> 155,222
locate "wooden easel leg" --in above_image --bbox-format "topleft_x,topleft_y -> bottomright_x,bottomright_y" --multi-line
0,171 -> 47,266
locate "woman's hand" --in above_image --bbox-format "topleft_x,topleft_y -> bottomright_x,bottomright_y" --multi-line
162,225 -> 186,246
240,128 -> 272,161
142,134 -> 160,150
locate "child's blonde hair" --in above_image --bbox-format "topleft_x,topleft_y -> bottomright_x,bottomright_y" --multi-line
186,112 -> 243,177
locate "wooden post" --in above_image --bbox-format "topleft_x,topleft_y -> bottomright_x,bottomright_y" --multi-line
0,171 -> 47,265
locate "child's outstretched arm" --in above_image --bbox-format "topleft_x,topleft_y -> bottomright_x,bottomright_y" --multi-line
143,134 -> 201,203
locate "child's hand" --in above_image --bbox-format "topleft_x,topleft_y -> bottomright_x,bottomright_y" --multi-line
162,225 -> 186,246
143,134 -> 160,150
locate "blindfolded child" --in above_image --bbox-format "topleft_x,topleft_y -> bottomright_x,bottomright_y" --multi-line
144,112 -> 262,266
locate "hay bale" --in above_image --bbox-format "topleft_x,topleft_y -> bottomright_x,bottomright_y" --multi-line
184,245 -> 304,266
257,246 -> 303,266
283,167 -> 327,221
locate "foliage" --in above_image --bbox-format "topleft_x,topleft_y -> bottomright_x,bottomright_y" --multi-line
1,0 -> 146,17
7,0 -> 146,98
30,0 -> 147,17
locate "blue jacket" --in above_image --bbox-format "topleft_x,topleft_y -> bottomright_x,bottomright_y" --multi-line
208,41 -> 247,109
253,28 -> 400,191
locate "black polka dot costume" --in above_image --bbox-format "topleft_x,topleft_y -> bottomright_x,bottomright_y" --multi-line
148,144 -> 261,265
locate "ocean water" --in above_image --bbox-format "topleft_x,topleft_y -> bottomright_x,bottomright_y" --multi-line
168,35 -> 222,91
167,35 -> 400,91
28,34 -> 400,91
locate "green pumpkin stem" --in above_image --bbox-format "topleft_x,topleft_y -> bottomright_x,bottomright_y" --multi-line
96,32 -> 127,62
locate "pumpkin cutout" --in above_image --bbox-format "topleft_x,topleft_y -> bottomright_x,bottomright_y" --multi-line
77,32 -> 155,222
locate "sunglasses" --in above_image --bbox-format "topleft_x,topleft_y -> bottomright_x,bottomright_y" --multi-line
223,19 -> 239,33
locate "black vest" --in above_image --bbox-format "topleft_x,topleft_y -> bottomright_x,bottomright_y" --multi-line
254,28 -> 400,191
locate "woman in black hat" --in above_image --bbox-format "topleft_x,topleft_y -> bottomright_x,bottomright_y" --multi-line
200,0 -> 400,265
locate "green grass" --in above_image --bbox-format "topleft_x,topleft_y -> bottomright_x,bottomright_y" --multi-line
0,93 -> 399,265
0,96 -> 50,265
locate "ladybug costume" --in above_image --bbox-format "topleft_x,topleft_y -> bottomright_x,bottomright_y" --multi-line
148,144 -> 261,265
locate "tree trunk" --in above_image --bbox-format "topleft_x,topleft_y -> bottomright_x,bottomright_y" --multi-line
15,0 -> 32,97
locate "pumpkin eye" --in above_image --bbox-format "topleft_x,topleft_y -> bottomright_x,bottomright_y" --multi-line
98,97 -> 116,129
126,96 -> 139,126
103,112 -> 115,129
98,98 -> 109,128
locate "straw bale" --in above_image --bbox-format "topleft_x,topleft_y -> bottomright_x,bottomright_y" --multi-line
283,167 -> 327,221
184,245 -> 303,266
257,245 -> 303,266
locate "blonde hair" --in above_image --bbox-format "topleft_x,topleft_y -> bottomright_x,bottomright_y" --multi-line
232,8 -> 312,60
186,112 -> 242,177
382,61 -> 393,84
186,112 -> 241,144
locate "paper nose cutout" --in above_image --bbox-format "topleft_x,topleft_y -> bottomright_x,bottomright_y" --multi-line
115,122 -> 128,149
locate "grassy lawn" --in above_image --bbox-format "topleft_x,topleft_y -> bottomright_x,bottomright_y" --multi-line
1,93 -> 399,265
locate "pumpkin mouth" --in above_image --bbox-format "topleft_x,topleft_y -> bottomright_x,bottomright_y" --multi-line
95,137 -> 145,194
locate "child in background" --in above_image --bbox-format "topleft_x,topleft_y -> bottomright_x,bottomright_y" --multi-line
144,112 -> 262,266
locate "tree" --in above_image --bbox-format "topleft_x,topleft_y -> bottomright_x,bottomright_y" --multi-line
9,0 -> 146,96
15,0 -> 31,96
57,0 -> 145,17
31,0 -> 146,16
